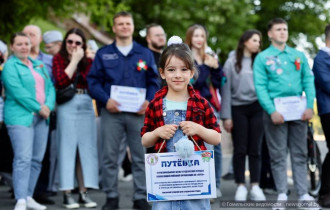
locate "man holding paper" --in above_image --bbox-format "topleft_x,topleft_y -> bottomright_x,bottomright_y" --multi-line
253,18 -> 316,205
87,11 -> 159,210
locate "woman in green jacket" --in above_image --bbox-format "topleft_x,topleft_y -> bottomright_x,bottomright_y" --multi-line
2,32 -> 55,210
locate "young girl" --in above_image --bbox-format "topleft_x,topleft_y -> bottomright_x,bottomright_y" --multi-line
141,37 -> 221,210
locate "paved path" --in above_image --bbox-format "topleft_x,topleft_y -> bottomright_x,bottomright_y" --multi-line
0,129 -> 329,209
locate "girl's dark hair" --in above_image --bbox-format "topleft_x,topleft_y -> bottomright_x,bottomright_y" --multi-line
235,29 -> 262,73
59,28 -> 88,72
159,43 -> 199,79
10,32 -> 29,45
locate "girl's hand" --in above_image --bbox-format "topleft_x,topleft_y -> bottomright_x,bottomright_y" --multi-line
179,121 -> 201,136
71,47 -> 84,63
204,54 -> 219,69
154,124 -> 178,140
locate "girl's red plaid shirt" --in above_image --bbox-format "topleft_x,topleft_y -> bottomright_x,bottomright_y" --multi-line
141,85 -> 221,153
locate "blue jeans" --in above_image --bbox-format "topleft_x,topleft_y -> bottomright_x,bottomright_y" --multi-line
57,94 -> 98,190
7,115 -> 48,199
152,199 -> 210,210
214,143 -> 222,188
153,107 -> 210,209
203,142 -> 222,188
0,97 -> 3,122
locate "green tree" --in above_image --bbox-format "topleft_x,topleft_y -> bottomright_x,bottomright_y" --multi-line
86,0 -> 129,33
0,0 -> 128,42
1,0 -> 329,60
124,0 -> 258,62
0,0 -> 78,41
253,0 -> 330,55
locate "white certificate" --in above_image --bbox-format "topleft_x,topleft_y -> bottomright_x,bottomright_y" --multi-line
145,150 -> 216,202
274,96 -> 306,121
110,85 -> 146,113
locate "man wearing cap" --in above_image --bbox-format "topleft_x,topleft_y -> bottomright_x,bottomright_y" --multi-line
42,30 -> 63,198
43,30 -> 63,56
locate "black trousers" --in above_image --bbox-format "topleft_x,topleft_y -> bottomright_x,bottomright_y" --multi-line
232,101 -> 264,184
320,113 -> 330,196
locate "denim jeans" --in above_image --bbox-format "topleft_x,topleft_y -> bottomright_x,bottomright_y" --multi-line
57,94 -> 98,190
214,143 -> 222,188
0,97 -> 3,122
203,143 -> 222,189
152,199 -> 210,210
7,115 -> 48,199
154,106 -> 210,209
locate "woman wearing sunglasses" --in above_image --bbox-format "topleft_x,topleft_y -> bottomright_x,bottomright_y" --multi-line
52,28 -> 98,209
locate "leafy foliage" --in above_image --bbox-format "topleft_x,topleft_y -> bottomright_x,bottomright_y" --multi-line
1,0 -> 329,60
123,0 -> 257,62
0,0 -> 81,41
254,0 -> 329,57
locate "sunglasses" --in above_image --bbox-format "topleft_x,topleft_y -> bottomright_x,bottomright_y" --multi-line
66,40 -> 82,46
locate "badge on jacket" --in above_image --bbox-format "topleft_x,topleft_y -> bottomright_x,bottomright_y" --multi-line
137,59 -> 148,71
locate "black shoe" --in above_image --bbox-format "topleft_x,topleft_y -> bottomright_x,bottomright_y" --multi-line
34,193 -> 55,205
102,197 -> 119,210
63,193 -> 80,209
48,191 -> 57,197
71,187 -> 79,194
79,191 -> 97,208
133,199 -> 151,210
222,172 -> 234,180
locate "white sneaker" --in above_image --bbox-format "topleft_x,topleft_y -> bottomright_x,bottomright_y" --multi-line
235,185 -> 248,201
14,199 -> 26,210
250,185 -> 266,201
272,193 -> 288,210
26,197 -> 47,210
298,194 -> 321,210
216,188 -> 222,198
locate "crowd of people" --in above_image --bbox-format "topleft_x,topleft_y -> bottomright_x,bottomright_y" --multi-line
0,10 -> 329,210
